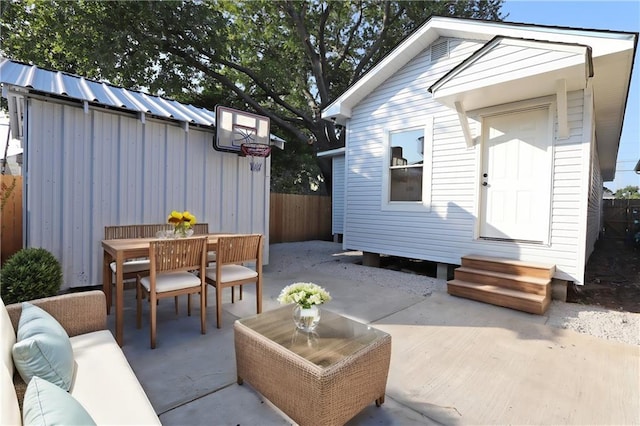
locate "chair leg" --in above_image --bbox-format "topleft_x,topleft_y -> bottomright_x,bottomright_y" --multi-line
200,289 -> 206,335
174,296 -> 179,315
187,294 -> 192,316
150,293 -> 157,349
216,284 -> 222,329
256,277 -> 262,314
239,285 -> 243,301
136,281 -> 142,329
231,286 -> 235,303
106,275 -> 113,315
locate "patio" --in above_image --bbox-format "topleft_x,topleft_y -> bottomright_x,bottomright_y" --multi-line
108,241 -> 639,425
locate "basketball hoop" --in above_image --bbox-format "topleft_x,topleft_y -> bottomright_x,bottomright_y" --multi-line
240,142 -> 271,172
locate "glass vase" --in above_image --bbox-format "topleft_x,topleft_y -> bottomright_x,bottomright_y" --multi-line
292,305 -> 320,332
173,225 -> 194,238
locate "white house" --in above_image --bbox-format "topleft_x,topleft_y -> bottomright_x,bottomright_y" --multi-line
321,16 -> 636,310
0,58 -> 279,290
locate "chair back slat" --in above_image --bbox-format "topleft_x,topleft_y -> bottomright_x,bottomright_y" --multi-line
139,224 -> 173,238
104,223 -> 210,240
104,225 -> 139,239
149,237 -> 207,273
216,234 -> 262,265
191,223 -> 209,235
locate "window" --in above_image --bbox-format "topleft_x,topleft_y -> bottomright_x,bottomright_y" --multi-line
389,128 -> 424,202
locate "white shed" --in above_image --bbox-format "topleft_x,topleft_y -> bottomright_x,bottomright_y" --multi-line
321,16 -> 636,299
1,58 -> 275,290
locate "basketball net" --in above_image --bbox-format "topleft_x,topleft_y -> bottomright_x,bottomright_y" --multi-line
240,143 -> 271,172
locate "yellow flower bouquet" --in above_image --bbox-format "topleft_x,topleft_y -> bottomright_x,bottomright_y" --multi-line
167,210 -> 197,237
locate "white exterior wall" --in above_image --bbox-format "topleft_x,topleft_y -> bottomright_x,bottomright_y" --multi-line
585,91 -> 602,262
24,96 -> 270,290
344,37 -> 593,283
332,155 -> 345,235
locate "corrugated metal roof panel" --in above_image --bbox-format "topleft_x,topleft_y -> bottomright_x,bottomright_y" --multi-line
0,58 -> 217,127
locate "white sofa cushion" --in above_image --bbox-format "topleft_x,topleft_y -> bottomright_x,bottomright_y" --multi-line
0,297 -> 16,376
1,365 -> 20,426
69,330 -> 160,425
23,376 -> 96,426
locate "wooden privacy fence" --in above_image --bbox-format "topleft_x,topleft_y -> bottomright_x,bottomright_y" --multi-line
270,193 -> 332,243
0,185 -> 331,266
1,175 -> 23,265
602,198 -> 640,240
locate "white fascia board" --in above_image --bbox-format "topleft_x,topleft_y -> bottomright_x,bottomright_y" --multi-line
433,17 -> 636,57
316,147 -> 345,158
321,17 -> 443,123
270,134 -> 286,150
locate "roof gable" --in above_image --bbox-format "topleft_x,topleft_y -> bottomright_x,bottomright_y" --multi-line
321,16 -> 637,181
428,36 -> 593,111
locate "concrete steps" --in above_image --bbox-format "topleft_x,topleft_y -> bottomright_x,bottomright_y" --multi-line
447,255 -> 555,315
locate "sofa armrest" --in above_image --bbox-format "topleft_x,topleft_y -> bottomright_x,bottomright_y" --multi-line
5,291 -> 107,337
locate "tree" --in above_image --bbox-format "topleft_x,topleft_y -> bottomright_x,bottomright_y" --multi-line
614,185 -> 640,199
0,0 -> 504,193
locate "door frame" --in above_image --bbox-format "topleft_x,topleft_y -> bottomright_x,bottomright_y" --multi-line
470,96 -> 555,245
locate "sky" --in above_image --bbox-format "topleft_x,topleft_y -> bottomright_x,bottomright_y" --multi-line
501,0 -> 640,191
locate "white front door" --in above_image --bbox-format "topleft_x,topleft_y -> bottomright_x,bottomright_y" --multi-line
480,107 -> 552,243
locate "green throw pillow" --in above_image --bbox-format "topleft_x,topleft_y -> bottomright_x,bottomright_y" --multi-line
23,376 -> 96,426
12,302 -> 74,390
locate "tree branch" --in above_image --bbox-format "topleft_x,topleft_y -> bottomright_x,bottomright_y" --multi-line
282,1 -> 329,103
351,0 -> 405,82
333,0 -> 364,73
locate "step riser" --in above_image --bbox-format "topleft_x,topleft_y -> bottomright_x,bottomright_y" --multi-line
454,269 -> 550,296
461,258 -> 554,279
447,283 -> 548,315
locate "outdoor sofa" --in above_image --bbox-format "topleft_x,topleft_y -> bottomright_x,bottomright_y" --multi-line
1,290 -> 160,425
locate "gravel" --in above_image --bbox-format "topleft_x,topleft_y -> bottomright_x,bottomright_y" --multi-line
267,240 -> 640,346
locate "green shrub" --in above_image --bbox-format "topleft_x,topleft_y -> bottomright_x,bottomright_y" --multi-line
1,247 -> 62,304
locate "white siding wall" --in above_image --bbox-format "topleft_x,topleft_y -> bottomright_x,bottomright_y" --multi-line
585,93 -> 602,262
25,97 -> 269,289
332,155 -> 345,235
344,37 -> 592,283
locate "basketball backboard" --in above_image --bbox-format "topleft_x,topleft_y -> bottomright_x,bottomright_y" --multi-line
214,105 -> 270,154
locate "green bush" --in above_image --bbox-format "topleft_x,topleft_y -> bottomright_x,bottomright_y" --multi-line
1,247 -> 63,304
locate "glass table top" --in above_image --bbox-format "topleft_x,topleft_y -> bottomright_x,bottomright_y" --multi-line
237,305 -> 389,368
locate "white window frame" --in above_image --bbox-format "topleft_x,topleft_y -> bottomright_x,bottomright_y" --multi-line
381,118 -> 433,212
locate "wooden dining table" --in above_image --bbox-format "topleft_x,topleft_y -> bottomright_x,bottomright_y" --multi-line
102,234 -> 232,346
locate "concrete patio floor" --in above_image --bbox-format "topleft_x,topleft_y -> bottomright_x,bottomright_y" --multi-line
107,242 -> 639,425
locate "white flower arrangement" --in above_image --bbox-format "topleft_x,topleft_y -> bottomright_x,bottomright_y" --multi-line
277,282 -> 332,309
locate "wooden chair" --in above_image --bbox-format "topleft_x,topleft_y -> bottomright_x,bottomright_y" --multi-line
104,225 -> 151,314
191,223 -> 216,264
136,237 -> 208,349
204,234 -> 263,328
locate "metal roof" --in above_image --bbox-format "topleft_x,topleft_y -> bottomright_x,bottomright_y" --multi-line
0,57 -> 217,127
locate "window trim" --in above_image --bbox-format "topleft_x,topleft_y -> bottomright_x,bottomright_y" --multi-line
381,118 -> 433,212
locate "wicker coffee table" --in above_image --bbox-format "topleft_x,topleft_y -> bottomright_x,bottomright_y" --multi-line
234,306 -> 392,426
